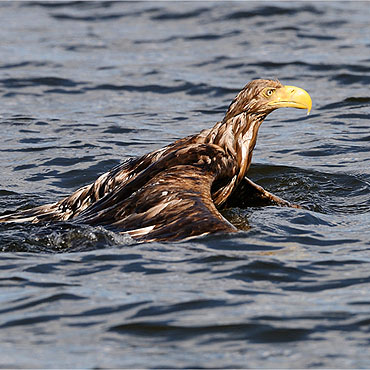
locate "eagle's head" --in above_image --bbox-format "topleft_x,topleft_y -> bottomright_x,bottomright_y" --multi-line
224,79 -> 312,121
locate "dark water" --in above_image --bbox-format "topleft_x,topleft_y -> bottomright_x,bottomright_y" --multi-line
0,1 -> 370,368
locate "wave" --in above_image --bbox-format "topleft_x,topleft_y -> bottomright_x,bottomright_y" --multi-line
224,5 -> 323,20
109,321 -> 311,343
319,97 -> 370,110
151,7 -> 210,21
0,77 -> 83,88
85,81 -> 238,97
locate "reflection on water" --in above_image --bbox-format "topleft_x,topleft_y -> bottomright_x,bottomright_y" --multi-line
0,1 -> 369,368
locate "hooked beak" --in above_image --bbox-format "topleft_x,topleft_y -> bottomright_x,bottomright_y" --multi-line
268,85 -> 312,115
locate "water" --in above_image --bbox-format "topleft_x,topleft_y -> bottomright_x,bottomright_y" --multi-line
0,1 -> 370,368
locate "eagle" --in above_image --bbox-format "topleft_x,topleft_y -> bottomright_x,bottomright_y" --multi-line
0,79 -> 312,242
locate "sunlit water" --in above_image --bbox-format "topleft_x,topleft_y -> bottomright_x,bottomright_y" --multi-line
0,2 -> 369,368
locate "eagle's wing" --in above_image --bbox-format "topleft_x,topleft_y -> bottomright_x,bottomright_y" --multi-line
0,141 -> 237,242
0,157 -> 139,223
0,148 -> 169,223
224,176 -> 302,209
0,132 -> 210,224
76,144 -> 238,242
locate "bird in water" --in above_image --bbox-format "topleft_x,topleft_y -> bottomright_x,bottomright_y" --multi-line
0,79 -> 312,242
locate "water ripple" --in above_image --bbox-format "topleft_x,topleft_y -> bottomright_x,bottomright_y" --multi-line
0,2 -> 369,368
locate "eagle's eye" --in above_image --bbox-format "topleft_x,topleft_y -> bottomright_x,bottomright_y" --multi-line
264,88 -> 275,97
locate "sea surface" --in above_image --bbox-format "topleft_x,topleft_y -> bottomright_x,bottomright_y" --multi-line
0,1 -> 369,368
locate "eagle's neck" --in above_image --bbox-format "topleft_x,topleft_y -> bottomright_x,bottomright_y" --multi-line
206,112 -> 266,175
204,112 -> 267,205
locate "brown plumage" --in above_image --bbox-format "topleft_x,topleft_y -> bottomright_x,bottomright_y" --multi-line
0,79 -> 312,242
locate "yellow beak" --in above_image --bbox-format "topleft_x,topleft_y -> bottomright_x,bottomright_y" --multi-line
268,85 -> 312,115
